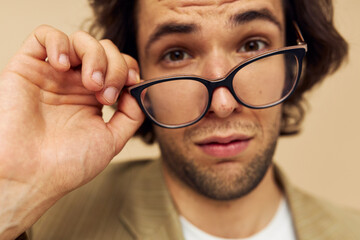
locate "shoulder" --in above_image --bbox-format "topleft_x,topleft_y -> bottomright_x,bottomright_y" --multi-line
296,188 -> 360,239
294,188 -> 360,227
61,159 -> 159,203
30,159 -> 159,240
275,166 -> 360,239
78,158 -> 159,197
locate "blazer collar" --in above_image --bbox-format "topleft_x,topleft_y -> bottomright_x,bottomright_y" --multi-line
118,160 -> 345,240
275,166 -> 346,240
118,159 -> 184,240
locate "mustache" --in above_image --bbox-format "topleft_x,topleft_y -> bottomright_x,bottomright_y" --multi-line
184,119 -> 261,139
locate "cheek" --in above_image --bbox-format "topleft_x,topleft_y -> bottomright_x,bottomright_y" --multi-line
254,105 -> 282,139
154,126 -> 187,149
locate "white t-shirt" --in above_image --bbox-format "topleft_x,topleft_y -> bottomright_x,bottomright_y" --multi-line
179,198 -> 297,240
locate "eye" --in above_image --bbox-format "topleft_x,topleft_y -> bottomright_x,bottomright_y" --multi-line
162,49 -> 192,63
239,40 -> 268,52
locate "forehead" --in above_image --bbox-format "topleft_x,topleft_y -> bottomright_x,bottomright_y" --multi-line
136,0 -> 284,28
135,0 -> 285,51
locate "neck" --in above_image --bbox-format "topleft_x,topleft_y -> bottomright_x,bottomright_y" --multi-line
162,163 -> 283,239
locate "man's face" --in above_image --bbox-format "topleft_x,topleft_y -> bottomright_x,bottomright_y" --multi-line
136,0 -> 285,200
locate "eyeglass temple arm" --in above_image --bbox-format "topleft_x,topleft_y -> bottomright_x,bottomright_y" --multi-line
293,21 -> 307,51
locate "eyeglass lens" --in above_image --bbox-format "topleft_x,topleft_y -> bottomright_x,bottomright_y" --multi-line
140,52 -> 299,127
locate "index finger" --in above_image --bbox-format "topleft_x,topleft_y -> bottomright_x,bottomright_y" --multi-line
19,25 -> 71,72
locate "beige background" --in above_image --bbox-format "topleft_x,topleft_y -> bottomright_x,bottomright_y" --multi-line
1,0 -> 359,210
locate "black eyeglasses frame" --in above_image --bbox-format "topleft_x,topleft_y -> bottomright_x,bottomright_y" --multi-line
128,22 -> 308,129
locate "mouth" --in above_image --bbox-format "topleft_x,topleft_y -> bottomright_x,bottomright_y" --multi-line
195,135 -> 252,158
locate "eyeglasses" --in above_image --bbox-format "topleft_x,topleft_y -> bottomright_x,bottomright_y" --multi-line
129,22 -> 308,129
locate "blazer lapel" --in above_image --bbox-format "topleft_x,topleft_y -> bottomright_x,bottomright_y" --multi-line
118,159 -> 185,240
275,166 -> 346,240
118,162 -> 350,240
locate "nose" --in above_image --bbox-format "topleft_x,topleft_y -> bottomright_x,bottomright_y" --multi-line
208,87 -> 243,118
199,49 -> 234,80
200,51 -> 242,118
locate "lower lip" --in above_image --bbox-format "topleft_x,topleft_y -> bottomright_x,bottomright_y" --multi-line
197,140 -> 250,158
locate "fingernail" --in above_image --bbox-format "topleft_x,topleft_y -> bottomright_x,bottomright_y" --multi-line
92,71 -> 104,87
103,87 -> 119,103
59,54 -> 70,67
128,69 -> 140,83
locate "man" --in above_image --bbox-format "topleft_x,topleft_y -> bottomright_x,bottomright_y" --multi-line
0,0 -> 359,240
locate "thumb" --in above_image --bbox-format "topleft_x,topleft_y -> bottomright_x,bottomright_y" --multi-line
106,91 -> 145,154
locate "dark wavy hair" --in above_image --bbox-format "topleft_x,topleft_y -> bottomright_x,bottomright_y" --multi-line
88,0 -> 348,144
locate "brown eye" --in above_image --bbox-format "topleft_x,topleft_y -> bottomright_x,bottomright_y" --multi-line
239,40 -> 267,52
169,51 -> 184,61
163,50 -> 191,62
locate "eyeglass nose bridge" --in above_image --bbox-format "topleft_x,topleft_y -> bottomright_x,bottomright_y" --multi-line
202,64 -> 250,110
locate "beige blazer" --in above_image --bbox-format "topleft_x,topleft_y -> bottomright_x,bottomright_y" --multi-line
24,159 -> 360,240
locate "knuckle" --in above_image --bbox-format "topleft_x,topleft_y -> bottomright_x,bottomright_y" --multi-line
105,64 -> 128,87
122,54 -> 139,71
72,31 -> 103,49
34,24 -> 52,32
32,25 -> 70,52
113,64 -> 128,77
70,31 -> 106,59
99,39 -> 115,47
35,24 -> 66,38
70,31 -> 93,46
99,39 -> 121,58
71,30 -> 90,39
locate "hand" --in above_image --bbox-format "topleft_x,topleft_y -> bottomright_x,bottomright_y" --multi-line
0,25 -> 144,239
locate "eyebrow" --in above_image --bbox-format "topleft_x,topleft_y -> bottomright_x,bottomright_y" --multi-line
144,8 -> 282,56
229,8 -> 282,31
145,22 -> 198,56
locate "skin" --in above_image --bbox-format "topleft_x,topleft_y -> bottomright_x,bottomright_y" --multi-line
0,27 -> 144,238
137,0 -> 285,238
0,0 -> 287,239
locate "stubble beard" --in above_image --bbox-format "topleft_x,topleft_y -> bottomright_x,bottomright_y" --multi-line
158,120 -> 280,201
